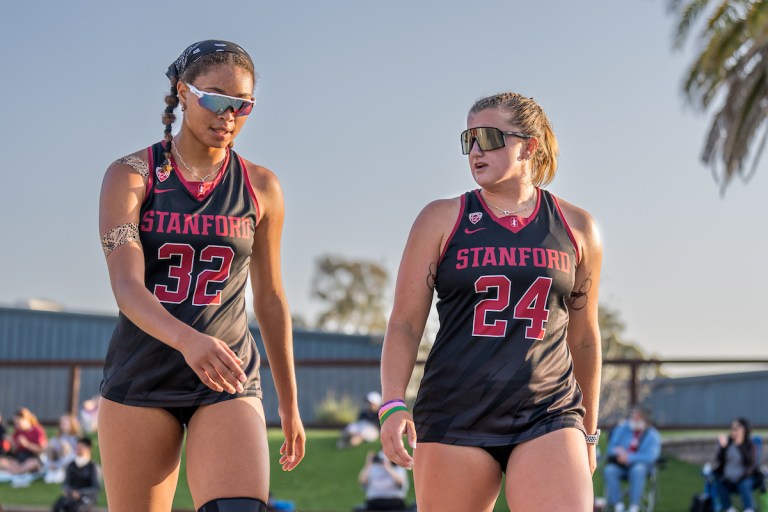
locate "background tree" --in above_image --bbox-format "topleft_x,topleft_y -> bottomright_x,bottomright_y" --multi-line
670,0 -> 768,192
599,303 -> 663,424
310,254 -> 390,334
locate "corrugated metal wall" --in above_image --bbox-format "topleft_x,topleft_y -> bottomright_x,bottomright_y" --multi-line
0,307 -> 382,426
645,371 -> 768,427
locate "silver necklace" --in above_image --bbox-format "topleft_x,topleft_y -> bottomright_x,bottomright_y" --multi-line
483,191 -> 536,216
172,141 -> 226,182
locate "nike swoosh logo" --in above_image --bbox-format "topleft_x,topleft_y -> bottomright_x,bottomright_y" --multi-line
464,227 -> 488,234
155,189 -> 176,194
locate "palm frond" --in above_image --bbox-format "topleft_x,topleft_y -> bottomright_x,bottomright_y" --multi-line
746,0 -> 768,37
723,74 -> 767,178
705,0 -> 737,33
674,0 -> 716,48
744,121 -> 768,182
683,8 -> 751,105
702,52 -> 768,187
673,0 -> 768,192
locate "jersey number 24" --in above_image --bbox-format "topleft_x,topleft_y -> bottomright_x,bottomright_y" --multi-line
473,275 -> 552,340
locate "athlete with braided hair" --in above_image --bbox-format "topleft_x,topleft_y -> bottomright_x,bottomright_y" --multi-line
98,40 -> 304,512
380,92 -> 602,511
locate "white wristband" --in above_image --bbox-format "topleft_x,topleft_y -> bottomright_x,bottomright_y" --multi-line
585,429 -> 601,445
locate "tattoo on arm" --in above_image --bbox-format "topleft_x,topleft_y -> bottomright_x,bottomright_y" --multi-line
426,263 -> 437,291
567,273 -> 592,311
101,223 -> 140,257
113,156 -> 149,178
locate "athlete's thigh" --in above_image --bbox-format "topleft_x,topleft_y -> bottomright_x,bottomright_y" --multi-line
97,398 -> 184,512
413,442 -> 502,512
185,397 -> 270,508
504,428 -> 592,512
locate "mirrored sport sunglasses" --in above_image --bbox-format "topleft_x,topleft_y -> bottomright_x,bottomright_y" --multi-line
185,83 -> 256,117
460,127 -> 533,155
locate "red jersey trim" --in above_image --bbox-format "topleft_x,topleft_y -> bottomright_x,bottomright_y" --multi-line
438,194 -> 466,265
144,145 -> 155,204
172,149 -> 230,202
240,155 -> 261,226
551,193 -> 581,265
474,188 -> 541,234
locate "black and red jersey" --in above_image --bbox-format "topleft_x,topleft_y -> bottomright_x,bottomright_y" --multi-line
101,141 -> 262,407
413,188 -> 585,446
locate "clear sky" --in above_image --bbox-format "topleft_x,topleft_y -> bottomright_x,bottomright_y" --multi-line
1,1 -> 765,358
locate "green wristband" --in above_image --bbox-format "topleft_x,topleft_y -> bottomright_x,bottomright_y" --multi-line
379,405 -> 409,425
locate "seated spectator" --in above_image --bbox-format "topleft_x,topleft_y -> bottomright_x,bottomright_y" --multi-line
0,408 -> 48,480
45,414 -> 82,484
357,451 -> 409,511
0,414 -> 10,455
51,437 -> 101,512
78,397 -> 99,435
338,392 -> 382,449
712,417 -> 761,512
603,406 -> 662,512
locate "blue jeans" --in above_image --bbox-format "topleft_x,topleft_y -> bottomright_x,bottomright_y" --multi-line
715,476 -> 754,510
603,462 -> 650,506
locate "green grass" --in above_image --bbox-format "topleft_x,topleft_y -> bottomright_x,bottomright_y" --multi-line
1,430 -> 707,511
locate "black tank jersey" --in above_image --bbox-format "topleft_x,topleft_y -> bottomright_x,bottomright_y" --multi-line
413,188 -> 585,446
100,141 -> 262,407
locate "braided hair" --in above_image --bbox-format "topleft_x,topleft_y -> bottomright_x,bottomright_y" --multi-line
160,80 -> 180,173
161,42 -> 256,173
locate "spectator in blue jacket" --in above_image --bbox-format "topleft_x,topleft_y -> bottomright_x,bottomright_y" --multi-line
603,406 -> 662,512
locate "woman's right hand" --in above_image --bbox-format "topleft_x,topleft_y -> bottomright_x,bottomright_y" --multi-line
380,410 -> 417,470
718,433 -> 729,448
179,333 -> 246,394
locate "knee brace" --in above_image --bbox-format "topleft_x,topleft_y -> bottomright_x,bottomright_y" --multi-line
197,497 -> 268,512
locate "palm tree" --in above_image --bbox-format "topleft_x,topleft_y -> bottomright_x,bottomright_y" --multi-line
670,0 -> 768,192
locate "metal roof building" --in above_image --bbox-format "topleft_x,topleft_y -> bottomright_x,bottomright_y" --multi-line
0,307 -> 382,426
645,370 -> 768,428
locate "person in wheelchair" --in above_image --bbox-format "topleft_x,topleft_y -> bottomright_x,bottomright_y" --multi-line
711,417 -> 762,512
603,406 -> 662,512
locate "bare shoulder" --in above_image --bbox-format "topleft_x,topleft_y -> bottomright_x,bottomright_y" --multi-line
100,149 -> 152,233
413,196 -> 462,233
101,148 -> 152,198
107,148 -> 151,179
552,195 -> 601,248
242,158 -> 282,200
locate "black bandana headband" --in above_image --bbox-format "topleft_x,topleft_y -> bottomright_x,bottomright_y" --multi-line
166,40 -> 253,80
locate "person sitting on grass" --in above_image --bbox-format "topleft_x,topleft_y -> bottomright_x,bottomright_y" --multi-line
338,392 -> 382,449
52,437 -> 101,512
356,450 -> 409,511
0,408 -> 47,479
0,414 -> 10,455
44,414 -> 81,484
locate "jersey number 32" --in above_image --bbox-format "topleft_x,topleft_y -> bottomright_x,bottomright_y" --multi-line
153,243 -> 235,306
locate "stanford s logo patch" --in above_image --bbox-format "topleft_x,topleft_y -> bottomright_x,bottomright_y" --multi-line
469,212 -> 483,224
156,166 -> 171,182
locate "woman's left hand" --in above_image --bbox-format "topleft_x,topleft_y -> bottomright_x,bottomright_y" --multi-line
278,405 -> 305,471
